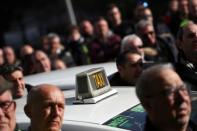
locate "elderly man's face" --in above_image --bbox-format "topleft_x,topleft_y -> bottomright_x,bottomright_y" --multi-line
7,70 -> 25,98
124,38 -> 143,53
0,90 -> 16,131
181,23 -> 197,61
119,53 -> 142,84
147,69 -> 191,128
31,88 -> 65,131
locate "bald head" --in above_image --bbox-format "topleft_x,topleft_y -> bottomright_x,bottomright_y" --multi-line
27,84 -> 64,105
25,84 -> 65,131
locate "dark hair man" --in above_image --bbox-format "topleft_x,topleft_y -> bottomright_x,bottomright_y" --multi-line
136,64 -> 197,131
0,65 -> 27,99
176,20 -> 197,91
107,3 -> 133,38
24,84 -> 65,131
108,50 -> 143,86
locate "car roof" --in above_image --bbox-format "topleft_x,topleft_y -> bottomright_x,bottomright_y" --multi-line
16,62 -> 140,126
24,62 -> 117,90
16,87 -> 139,125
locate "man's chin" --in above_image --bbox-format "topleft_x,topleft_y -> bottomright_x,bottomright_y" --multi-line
14,92 -> 24,98
175,115 -> 189,126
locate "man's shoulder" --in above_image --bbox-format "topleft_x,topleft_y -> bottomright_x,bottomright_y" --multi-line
188,120 -> 197,131
174,62 -> 197,91
108,72 -> 121,86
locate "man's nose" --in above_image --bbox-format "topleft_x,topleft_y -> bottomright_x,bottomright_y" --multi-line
0,108 -> 5,117
174,90 -> 187,106
52,105 -> 60,116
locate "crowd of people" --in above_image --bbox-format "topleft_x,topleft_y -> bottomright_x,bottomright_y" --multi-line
0,0 -> 192,75
0,0 -> 197,131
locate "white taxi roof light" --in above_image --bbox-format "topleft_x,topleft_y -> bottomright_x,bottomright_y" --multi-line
75,67 -> 117,104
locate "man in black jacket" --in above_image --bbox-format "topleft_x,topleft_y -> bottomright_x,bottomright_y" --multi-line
175,20 -> 197,91
136,64 -> 197,131
108,50 -> 142,86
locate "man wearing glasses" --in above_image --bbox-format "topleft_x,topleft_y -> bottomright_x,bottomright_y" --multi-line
0,76 -> 20,131
108,50 -> 143,86
136,64 -> 197,131
136,19 -> 177,63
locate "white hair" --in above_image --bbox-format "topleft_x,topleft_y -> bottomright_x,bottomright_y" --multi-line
121,34 -> 143,52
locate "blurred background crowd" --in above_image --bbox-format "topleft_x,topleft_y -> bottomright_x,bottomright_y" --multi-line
0,0 -> 194,76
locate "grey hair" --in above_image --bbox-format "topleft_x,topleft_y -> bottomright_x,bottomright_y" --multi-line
47,33 -> 60,40
135,19 -> 153,32
121,34 -> 143,52
136,63 -> 174,100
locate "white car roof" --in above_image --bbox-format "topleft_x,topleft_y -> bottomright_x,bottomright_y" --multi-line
24,62 -> 117,89
16,87 -> 139,124
15,62 -> 197,130
16,62 -> 140,130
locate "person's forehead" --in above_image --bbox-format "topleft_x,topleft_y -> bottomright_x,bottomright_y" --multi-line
126,53 -> 141,62
153,69 -> 183,90
39,89 -> 64,103
142,25 -> 154,33
83,21 -> 92,28
35,51 -> 47,59
184,24 -> 197,34
0,90 -> 12,102
144,9 -> 152,15
191,0 -> 197,5
110,7 -> 120,14
10,70 -> 23,78
97,20 -> 108,26
128,38 -> 142,46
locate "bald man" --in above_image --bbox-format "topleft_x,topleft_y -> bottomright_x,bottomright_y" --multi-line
24,84 -> 65,131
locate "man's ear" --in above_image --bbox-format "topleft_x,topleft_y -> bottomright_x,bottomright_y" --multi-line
24,105 -> 31,118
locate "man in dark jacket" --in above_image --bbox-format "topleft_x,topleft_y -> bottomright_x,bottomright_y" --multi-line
136,64 -> 197,131
108,50 -> 142,86
175,20 -> 197,91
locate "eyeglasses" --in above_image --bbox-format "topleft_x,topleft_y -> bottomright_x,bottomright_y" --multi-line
162,84 -> 189,98
187,32 -> 197,39
0,101 -> 15,113
146,84 -> 190,98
